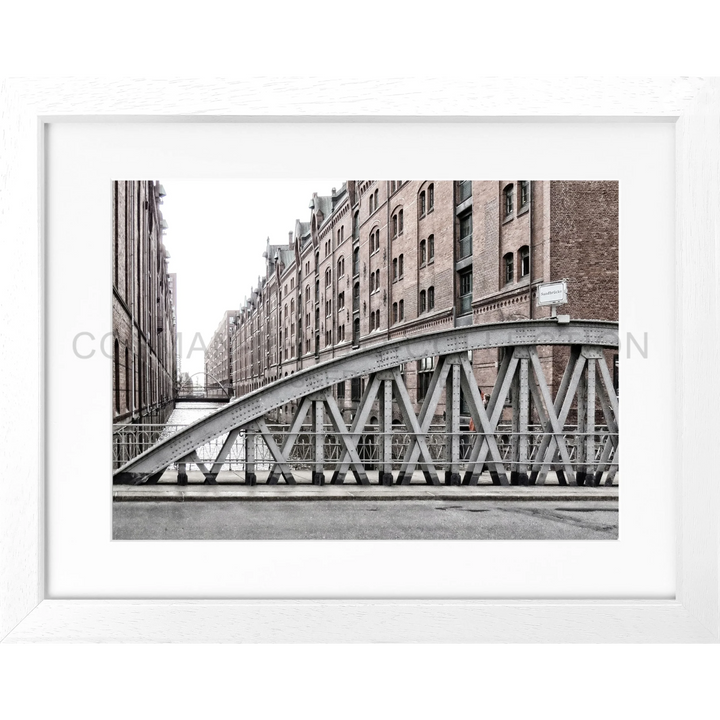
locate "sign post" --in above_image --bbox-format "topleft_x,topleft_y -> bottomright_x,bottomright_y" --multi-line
537,280 -> 569,322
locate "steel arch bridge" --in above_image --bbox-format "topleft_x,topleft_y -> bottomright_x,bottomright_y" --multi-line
114,320 -> 619,488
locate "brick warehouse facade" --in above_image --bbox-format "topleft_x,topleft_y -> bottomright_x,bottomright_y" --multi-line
204,310 -> 237,397
224,181 -> 618,423
112,181 -> 178,424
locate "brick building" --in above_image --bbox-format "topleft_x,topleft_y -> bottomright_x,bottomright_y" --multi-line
112,180 -> 178,424
204,310 -> 237,397
227,181 -> 618,422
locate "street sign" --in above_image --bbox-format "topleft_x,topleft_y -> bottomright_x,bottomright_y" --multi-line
537,280 -> 568,307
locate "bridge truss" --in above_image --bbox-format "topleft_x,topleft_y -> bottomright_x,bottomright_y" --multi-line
114,320 -> 619,487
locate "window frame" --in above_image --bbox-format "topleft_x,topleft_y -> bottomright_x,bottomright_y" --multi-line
504,252 -> 514,284
504,183 -> 514,218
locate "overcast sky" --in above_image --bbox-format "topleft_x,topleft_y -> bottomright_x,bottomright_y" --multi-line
161,179 -> 342,377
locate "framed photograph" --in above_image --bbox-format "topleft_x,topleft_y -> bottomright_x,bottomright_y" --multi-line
1,78 -> 718,642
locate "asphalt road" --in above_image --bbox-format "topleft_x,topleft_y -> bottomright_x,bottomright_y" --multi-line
113,500 -> 618,540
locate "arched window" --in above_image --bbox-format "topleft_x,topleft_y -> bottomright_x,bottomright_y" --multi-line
337,257 -> 344,278
420,290 -> 426,313
353,211 -> 359,238
428,286 -> 435,310
428,235 -> 435,262
391,208 -> 404,238
370,272 -> 375,293
353,247 -> 360,276
315,250 -> 320,270
428,184 -> 434,211
369,193 -> 374,214
519,246 -> 530,277
392,258 -> 398,282
374,189 -> 379,208
325,267 -> 332,287
504,252 -> 514,284
290,298 -> 294,315
420,239 -> 426,266
399,299 -> 404,320
399,254 -> 404,279
419,191 -> 426,217
504,184 -> 514,218
370,311 -> 375,332
392,302 -> 398,324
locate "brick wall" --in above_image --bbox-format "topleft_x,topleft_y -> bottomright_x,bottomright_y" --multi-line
229,179 -> 618,420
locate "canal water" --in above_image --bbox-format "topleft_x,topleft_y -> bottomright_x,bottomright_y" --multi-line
113,401 -> 229,471
161,401 -> 227,432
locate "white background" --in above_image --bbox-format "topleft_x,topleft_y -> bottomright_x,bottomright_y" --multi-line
48,121 -> 673,599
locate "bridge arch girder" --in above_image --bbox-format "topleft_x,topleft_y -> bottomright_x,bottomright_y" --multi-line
115,320 -> 619,485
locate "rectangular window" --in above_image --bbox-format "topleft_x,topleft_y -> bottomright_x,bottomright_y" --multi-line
459,269 -> 473,315
520,181 -> 529,208
520,247 -> 530,277
417,357 -> 435,402
459,213 -> 473,259
457,180 -> 472,204
337,380 -> 345,398
504,185 -> 514,217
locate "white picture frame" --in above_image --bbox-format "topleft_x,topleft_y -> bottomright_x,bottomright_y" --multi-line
0,77 -> 717,643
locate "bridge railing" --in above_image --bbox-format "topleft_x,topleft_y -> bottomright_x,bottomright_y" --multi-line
114,321 -> 620,487
113,422 -> 617,478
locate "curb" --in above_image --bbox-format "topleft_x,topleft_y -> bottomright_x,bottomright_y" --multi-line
113,490 -> 619,503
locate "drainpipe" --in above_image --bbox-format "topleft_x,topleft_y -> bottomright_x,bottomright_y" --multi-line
529,181 -> 534,320
387,181 -> 392,342
130,182 -> 136,419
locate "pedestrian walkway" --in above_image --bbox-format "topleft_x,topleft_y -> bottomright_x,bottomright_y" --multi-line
113,469 -> 619,502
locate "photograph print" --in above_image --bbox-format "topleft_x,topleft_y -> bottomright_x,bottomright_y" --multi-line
112,179 -> 619,540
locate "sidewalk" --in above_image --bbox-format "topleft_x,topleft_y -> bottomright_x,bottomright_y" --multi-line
114,469 -> 619,502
